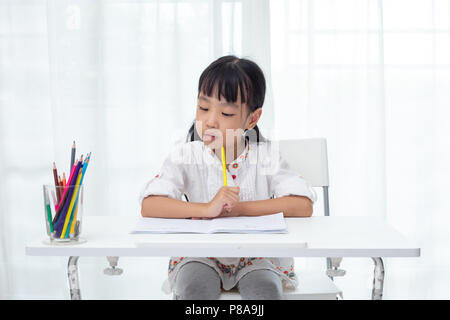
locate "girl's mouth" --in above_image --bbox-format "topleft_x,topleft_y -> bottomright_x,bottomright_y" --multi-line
203,133 -> 216,142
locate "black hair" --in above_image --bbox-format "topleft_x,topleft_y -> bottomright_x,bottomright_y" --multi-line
187,55 -> 266,143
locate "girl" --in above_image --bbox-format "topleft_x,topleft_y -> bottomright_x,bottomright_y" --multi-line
139,55 -> 317,300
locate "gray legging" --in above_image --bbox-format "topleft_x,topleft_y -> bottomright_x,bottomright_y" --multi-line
173,261 -> 283,300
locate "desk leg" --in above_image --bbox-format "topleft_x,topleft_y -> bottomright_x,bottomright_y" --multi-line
371,257 -> 384,300
68,256 -> 81,300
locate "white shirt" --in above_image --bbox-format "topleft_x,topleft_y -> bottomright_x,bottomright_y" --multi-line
138,139 -> 317,294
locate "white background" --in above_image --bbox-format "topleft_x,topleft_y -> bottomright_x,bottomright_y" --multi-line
0,0 -> 449,299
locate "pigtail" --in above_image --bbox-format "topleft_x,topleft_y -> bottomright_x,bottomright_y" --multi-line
244,125 -> 266,144
186,121 -> 201,142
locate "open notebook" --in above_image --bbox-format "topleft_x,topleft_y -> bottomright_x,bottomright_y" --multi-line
130,212 -> 288,234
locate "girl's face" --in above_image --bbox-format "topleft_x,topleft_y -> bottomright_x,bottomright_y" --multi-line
195,87 -> 259,152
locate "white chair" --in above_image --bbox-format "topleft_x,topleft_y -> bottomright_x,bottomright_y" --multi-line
218,138 -> 344,300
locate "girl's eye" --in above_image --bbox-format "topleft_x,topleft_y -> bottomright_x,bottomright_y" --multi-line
222,112 -> 234,117
199,106 -> 208,111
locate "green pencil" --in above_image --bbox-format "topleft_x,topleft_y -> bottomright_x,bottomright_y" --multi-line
44,190 -> 54,233
46,203 -> 54,233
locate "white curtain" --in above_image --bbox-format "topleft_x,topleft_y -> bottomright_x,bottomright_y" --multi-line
270,0 -> 450,299
1,0 -> 449,299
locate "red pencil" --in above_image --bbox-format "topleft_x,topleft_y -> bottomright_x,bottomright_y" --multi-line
53,162 -> 60,203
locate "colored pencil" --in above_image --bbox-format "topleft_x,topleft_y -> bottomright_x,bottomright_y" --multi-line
55,156 -> 82,215
68,153 -> 91,237
53,160 -> 83,237
53,162 -> 60,203
70,141 -> 76,171
221,146 -> 227,186
54,157 -> 79,214
57,155 -> 83,214
66,159 -> 87,237
53,157 -> 83,228
55,160 -> 78,212
49,144 -> 91,239
63,155 -> 88,238
60,167 -> 83,238
58,176 -> 63,201
43,188 -> 53,234
48,190 -> 57,233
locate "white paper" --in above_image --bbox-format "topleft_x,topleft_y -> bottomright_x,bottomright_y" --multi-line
130,212 -> 288,234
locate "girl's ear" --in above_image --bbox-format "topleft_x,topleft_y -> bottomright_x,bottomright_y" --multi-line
246,108 -> 262,130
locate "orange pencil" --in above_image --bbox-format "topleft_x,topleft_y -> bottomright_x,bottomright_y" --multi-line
63,173 -> 66,187
58,175 -> 63,201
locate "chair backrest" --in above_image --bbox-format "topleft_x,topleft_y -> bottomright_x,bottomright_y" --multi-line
278,138 -> 329,188
278,138 -> 330,218
184,138 -> 331,212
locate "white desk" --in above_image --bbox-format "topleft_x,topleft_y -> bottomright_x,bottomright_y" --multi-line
26,216 -> 420,300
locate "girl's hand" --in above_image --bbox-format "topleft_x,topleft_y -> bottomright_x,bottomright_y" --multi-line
202,186 -> 240,219
215,203 -> 241,218
193,203 -> 241,219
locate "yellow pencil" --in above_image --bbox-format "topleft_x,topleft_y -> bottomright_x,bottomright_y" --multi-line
60,168 -> 83,238
221,146 -> 227,186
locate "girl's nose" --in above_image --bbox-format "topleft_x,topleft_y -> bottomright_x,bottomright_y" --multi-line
205,111 -> 219,128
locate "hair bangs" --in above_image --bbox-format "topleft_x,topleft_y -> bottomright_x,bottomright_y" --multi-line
198,60 -> 253,107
